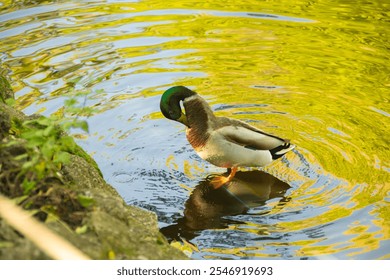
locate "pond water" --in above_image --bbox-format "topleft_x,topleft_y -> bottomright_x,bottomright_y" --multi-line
0,0 -> 389,259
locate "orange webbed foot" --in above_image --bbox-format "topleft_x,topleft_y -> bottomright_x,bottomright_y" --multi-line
209,167 -> 238,189
210,176 -> 230,189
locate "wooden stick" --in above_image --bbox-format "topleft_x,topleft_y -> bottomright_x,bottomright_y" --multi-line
0,193 -> 90,260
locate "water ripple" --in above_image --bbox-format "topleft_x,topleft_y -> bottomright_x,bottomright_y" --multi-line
0,0 -> 388,260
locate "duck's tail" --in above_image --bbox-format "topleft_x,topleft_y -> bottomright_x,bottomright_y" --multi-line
269,142 -> 295,160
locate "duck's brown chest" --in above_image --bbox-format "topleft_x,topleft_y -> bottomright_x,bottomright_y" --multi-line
183,96 -> 214,149
186,127 -> 209,150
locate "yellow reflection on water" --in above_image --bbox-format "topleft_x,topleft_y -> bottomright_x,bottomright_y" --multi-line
0,0 -> 389,259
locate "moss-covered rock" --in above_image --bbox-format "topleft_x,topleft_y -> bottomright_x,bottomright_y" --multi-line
0,73 -> 187,260
0,71 -> 13,102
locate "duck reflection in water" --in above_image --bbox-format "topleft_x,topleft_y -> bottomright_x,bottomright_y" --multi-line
160,170 -> 290,242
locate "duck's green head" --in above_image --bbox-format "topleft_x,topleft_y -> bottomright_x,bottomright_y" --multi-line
160,86 -> 196,127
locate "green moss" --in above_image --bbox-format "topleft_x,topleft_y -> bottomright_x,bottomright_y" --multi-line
0,74 -> 14,102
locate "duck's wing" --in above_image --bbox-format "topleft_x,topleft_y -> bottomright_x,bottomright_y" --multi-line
215,117 -> 293,154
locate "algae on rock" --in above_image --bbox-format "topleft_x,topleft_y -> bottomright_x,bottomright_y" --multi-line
0,73 -> 13,102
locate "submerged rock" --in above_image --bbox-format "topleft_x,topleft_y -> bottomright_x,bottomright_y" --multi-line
0,73 -> 186,259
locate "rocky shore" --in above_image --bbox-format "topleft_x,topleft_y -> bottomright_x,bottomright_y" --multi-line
0,71 -> 186,260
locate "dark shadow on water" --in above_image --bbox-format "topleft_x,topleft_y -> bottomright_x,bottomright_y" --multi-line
160,170 -> 291,242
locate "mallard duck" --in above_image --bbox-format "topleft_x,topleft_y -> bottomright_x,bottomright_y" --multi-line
160,86 -> 295,188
